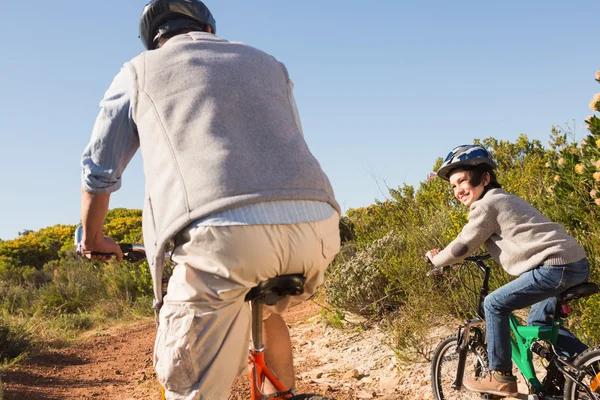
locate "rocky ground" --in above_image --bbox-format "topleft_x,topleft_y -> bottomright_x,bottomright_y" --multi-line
0,300 -> 534,399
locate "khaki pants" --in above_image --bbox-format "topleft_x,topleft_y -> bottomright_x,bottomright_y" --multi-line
154,213 -> 340,400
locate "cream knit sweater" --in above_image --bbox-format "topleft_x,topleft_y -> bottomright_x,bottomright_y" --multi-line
432,188 -> 586,276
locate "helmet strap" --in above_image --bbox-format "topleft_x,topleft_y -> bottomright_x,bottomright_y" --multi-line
153,19 -> 207,48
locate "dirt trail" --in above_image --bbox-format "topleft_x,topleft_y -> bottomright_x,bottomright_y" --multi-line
0,300 -> 541,400
1,301 -> 427,399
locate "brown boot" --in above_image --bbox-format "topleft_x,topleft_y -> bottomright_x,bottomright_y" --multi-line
463,371 -> 518,397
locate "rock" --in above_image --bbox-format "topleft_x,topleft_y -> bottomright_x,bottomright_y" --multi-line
342,368 -> 361,380
380,376 -> 401,393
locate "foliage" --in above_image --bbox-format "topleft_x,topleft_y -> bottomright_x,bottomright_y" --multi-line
328,71 -> 600,356
320,308 -> 346,329
326,232 -> 404,316
0,319 -> 31,363
0,209 -> 150,363
0,225 -> 76,270
104,208 -> 143,244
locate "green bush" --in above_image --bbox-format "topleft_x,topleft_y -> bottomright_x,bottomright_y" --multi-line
39,259 -> 106,315
0,319 -> 31,363
57,312 -> 94,332
326,232 -> 404,316
103,261 -> 153,302
0,283 -> 35,315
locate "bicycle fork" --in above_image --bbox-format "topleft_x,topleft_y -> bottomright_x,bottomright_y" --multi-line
452,318 -> 486,390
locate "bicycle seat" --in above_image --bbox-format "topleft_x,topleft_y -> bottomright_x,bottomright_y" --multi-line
557,282 -> 599,303
244,274 -> 306,305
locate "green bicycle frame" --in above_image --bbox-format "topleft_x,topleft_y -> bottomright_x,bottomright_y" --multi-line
509,314 -> 560,390
461,255 -> 563,392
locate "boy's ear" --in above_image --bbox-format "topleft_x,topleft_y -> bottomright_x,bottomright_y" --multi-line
484,172 -> 491,186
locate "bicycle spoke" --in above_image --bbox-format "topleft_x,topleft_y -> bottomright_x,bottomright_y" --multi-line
432,336 -> 489,400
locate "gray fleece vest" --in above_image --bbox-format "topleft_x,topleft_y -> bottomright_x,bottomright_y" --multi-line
126,32 -> 339,307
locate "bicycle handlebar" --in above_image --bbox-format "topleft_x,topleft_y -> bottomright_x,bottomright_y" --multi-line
73,226 -> 148,263
426,253 -> 492,277
465,254 -> 492,262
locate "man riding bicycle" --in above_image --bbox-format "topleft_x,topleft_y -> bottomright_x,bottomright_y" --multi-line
79,1 -> 341,398
426,145 -> 590,397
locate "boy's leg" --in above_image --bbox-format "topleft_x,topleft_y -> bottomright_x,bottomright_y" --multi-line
528,297 -> 588,357
484,260 -> 589,371
464,260 -> 588,395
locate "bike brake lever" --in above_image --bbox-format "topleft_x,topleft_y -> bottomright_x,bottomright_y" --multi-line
426,265 -> 450,277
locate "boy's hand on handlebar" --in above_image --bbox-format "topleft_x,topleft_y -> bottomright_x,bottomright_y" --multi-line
425,248 -> 440,264
80,235 -> 123,262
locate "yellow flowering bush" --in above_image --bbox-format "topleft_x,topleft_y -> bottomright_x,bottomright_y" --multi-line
0,225 -> 77,269
591,93 -> 600,112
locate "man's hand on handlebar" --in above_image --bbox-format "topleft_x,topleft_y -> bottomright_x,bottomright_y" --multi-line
79,235 -> 124,262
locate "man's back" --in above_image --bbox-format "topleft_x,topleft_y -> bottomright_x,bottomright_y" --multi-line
126,32 -> 339,280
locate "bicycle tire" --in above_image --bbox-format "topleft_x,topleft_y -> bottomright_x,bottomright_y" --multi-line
563,346 -> 600,400
431,335 -> 489,400
290,395 -> 334,400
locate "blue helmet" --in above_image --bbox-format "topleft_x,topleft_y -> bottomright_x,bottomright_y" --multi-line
140,0 -> 216,50
437,145 -> 497,181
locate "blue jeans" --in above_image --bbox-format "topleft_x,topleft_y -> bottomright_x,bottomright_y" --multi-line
483,258 -> 590,371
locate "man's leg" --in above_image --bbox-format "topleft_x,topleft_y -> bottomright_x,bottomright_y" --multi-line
260,212 -> 340,393
263,313 -> 295,391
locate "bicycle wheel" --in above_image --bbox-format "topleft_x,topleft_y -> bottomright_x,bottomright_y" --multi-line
563,346 -> 600,400
431,335 -> 489,400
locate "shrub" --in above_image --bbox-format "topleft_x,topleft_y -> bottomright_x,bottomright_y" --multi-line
38,259 -> 106,315
0,319 -> 31,363
326,232 -> 403,316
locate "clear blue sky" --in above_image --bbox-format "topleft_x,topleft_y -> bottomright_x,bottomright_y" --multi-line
0,1 -> 598,240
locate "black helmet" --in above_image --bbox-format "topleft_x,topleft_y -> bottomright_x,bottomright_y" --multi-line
437,144 -> 497,181
140,0 -> 217,50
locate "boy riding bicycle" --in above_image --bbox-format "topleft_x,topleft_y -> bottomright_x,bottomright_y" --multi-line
426,144 -> 590,397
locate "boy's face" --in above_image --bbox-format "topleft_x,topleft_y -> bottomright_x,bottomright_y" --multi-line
449,170 -> 488,207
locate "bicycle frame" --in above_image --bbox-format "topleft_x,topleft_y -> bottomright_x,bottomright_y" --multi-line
248,298 -> 294,400
455,256 -> 562,392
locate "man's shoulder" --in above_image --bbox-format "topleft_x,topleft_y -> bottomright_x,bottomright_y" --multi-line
126,51 -> 146,69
